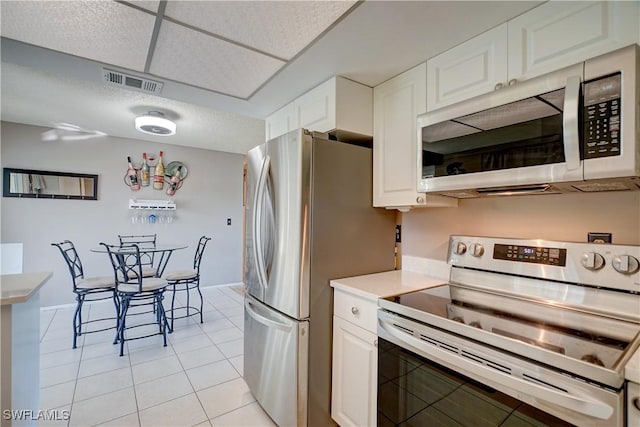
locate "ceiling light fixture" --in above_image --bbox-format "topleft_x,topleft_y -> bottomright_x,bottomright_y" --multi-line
135,111 -> 176,136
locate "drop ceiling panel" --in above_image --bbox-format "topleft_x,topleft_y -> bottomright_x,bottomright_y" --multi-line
150,20 -> 285,99
0,1 -> 155,72
164,0 -> 357,60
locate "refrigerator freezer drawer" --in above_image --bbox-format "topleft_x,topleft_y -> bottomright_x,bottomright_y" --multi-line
243,295 -> 309,427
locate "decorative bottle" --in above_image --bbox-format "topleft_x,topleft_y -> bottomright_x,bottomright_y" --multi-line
153,151 -> 165,190
127,156 -> 140,191
166,166 -> 182,196
140,152 -> 150,187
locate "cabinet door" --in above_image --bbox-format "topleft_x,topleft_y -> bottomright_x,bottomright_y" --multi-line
331,315 -> 377,427
373,63 -> 427,208
508,1 -> 639,81
296,78 -> 336,133
427,24 -> 508,111
265,103 -> 296,141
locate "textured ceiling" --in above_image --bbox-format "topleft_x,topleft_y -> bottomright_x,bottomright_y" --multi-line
0,0 -> 357,99
0,1 -> 544,154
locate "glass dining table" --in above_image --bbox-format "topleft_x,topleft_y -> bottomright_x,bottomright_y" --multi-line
90,244 -> 188,277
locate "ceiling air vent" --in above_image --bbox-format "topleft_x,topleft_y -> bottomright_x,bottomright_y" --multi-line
102,68 -> 163,95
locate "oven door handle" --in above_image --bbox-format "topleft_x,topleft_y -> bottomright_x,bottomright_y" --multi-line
380,320 -> 614,420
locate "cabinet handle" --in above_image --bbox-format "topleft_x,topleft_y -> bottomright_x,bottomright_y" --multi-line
416,196 -> 425,204
494,82 -> 504,91
374,339 -> 378,348
508,78 -> 518,86
633,397 -> 640,412
351,306 -> 359,315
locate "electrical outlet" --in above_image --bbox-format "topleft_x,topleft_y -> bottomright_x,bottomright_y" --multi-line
227,218 -> 232,226
588,232 -> 611,244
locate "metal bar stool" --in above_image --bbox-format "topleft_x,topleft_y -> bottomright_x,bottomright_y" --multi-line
163,236 -> 211,331
101,242 -> 170,356
51,240 -> 119,349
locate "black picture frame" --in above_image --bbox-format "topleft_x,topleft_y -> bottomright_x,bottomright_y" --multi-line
2,168 -> 99,200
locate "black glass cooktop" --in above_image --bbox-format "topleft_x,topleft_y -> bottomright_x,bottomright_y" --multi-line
382,285 -> 630,370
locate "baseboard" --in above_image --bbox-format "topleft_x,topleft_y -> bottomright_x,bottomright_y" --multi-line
41,281 -> 244,311
201,282 -> 243,289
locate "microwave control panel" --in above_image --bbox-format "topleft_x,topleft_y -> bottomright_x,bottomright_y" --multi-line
583,73 -> 621,159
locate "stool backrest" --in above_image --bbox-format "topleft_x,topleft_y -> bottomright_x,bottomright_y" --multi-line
193,236 -> 212,272
51,240 -> 84,290
118,234 -> 156,247
118,234 -> 156,269
101,243 -> 144,293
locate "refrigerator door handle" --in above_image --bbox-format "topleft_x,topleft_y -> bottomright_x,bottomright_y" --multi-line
245,299 -> 292,332
253,154 -> 271,292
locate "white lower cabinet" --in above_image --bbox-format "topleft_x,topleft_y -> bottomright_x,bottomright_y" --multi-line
331,316 -> 377,427
331,289 -> 378,426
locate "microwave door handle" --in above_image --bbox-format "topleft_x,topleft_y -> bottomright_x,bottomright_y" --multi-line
379,320 -> 614,420
563,75 -> 581,171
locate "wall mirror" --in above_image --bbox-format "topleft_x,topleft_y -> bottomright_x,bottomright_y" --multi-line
2,168 -> 98,200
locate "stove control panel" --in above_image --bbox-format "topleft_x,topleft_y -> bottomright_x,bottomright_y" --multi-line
493,244 -> 567,266
449,236 -> 640,293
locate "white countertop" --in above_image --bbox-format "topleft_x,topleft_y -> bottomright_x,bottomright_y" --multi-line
0,272 -> 52,305
330,270 -> 447,301
626,346 -> 640,383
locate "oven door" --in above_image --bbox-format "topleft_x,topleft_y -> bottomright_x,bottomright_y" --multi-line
378,310 -> 623,427
417,64 -> 584,197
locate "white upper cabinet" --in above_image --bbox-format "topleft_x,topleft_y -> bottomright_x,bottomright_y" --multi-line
427,1 -> 640,112
265,76 -> 372,141
508,1 -> 639,81
374,63 -> 426,209
427,24 -> 508,112
373,63 -> 457,210
265,103 -> 296,142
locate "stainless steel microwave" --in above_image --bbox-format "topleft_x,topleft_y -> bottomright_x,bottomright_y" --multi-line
417,44 -> 639,198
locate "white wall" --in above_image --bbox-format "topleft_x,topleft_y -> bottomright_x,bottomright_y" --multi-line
1,121 -> 247,307
403,191 -> 640,261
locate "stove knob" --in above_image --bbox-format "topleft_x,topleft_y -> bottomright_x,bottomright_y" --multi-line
468,321 -> 482,329
470,243 -> 484,257
612,255 -> 640,275
454,242 -> 467,255
581,252 -> 605,271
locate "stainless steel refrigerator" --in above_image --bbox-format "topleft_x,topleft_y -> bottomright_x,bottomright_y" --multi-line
244,129 -> 396,426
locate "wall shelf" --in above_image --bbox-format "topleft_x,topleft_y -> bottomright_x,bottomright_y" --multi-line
128,199 -> 176,210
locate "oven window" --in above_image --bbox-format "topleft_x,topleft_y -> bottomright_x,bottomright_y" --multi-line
421,88 -> 569,178
378,338 -> 575,426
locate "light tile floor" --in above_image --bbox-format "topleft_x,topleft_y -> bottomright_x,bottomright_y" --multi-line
38,285 -> 276,427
